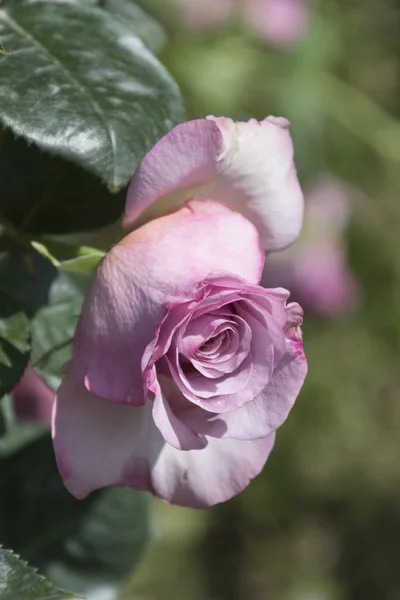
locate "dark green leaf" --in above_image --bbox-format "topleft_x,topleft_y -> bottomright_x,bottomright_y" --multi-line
0,291 -> 30,398
27,269 -> 85,391
0,420 -> 47,458
0,247 -> 85,388
0,2 -> 184,192
0,434 -> 99,564
102,0 -> 166,54
0,246 -> 59,318
45,488 -> 149,597
0,38 -> 10,55
0,132 -> 126,234
0,400 -> 6,436
7,0 -> 166,54
0,548 -> 79,600
59,487 -> 149,575
0,433 -> 149,597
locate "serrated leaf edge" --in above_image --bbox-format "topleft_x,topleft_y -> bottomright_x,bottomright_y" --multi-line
0,546 -> 85,599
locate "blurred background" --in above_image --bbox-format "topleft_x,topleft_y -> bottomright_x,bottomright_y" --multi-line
119,1 -> 400,599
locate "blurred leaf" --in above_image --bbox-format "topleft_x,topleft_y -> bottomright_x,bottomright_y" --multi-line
0,2 -> 183,192
0,381 -> 48,458
61,487 -> 149,575
0,402 -> 5,436
0,420 -> 47,459
0,393 -> 15,433
0,432 -> 149,598
0,291 -> 30,398
0,133 -> 126,235
0,548 -> 79,600
31,240 -> 104,275
45,488 -> 150,599
0,245 -> 59,318
0,38 -> 10,55
315,74 -> 400,163
0,434 -> 99,564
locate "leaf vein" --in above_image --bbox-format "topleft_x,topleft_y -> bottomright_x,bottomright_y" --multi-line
0,8 -> 118,187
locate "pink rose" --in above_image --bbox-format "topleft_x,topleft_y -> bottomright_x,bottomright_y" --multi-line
123,116 -> 304,252
52,199 -> 307,508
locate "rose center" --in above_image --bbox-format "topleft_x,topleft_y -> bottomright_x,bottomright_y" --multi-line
197,330 -> 229,357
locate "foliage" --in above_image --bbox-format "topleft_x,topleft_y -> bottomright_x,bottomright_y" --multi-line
0,0 -> 178,595
0,548 -> 79,600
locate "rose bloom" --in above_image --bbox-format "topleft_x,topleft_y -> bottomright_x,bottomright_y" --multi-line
52,117 -> 307,508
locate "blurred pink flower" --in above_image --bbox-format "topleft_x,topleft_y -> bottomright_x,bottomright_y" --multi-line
262,178 -> 361,317
13,367 -> 54,428
244,0 -> 309,47
175,0 -> 309,47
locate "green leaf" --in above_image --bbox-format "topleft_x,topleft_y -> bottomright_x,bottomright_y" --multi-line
0,434 -> 149,597
31,240 -> 105,275
45,488 -> 150,597
60,487 -> 149,575
0,291 -> 30,398
0,548 -> 80,600
8,0 -> 166,54
29,271 -> 84,381
0,421 -> 47,459
0,434 -> 99,564
0,2 -> 184,192
102,0 -> 166,54
0,132 -> 126,235
0,248 -> 84,388
0,247 -> 61,320
0,38 -> 10,55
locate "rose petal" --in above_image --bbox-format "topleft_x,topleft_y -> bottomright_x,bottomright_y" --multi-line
170,349 -> 254,399
52,376 -> 275,508
178,312 -> 234,359
151,370 -> 207,450
162,295 -> 281,413
203,274 -> 290,329
74,199 -> 264,404
235,299 -> 286,367
124,117 -> 304,251
52,377 -> 155,499
179,346 -> 307,440
150,432 -> 276,508
178,312 -> 252,380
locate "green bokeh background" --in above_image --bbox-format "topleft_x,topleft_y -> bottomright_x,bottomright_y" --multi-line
123,1 -> 400,599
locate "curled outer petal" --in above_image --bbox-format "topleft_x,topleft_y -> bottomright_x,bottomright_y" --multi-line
52,377 -> 275,508
124,116 -> 304,252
